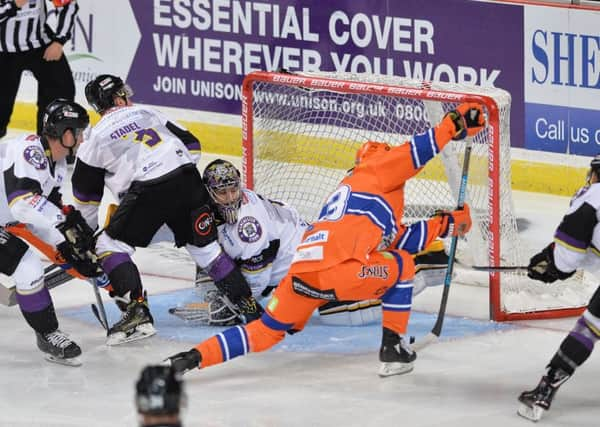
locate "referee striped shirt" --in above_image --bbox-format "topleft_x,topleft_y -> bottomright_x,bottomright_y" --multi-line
0,0 -> 78,53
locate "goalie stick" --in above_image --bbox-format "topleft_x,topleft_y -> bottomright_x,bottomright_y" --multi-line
412,136 -> 473,352
3,223 -> 110,330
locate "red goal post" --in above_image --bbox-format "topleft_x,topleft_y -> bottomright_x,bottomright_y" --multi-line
241,70 -> 591,321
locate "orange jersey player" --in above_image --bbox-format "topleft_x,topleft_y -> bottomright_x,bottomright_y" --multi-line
166,102 -> 486,377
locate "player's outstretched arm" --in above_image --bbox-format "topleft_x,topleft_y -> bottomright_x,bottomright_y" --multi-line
435,102 -> 486,148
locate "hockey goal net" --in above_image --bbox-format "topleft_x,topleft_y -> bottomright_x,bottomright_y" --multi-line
241,70 -> 594,321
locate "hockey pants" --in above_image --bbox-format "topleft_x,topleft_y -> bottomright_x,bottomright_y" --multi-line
195,249 -> 415,368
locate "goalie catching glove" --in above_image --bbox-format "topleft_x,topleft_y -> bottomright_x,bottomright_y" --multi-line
56,205 -> 102,277
527,243 -> 575,284
444,103 -> 486,141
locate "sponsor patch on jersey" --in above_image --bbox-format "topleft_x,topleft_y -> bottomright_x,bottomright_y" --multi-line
298,230 -> 328,247
357,264 -> 389,280
194,212 -> 214,236
292,245 -> 323,263
23,145 -> 47,170
238,216 -> 262,243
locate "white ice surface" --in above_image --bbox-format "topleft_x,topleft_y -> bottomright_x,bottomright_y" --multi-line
0,145 -> 598,427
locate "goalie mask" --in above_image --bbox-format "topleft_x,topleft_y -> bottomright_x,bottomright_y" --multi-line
135,365 -> 186,416
85,74 -> 133,114
203,159 -> 242,224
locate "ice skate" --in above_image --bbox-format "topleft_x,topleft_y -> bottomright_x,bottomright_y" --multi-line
36,329 -> 82,367
517,368 -> 570,422
378,327 -> 416,377
107,295 -> 156,345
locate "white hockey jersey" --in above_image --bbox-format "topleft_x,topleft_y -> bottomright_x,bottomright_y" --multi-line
553,182 -> 600,275
217,189 -> 308,297
72,104 -> 200,229
0,134 -> 66,246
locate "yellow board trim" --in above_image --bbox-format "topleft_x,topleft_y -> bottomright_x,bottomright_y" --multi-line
9,101 -> 587,197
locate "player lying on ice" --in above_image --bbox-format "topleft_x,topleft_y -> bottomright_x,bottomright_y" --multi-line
517,154 -> 600,421
165,102 -> 486,377
0,99 -> 102,366
169,159 -> 454,327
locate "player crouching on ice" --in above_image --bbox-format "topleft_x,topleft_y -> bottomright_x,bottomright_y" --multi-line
0,100 -> 102,366
73,74 -> 261,346
517,155 -> 600,421
172,160 -> 453,327
166,103 -> 485,377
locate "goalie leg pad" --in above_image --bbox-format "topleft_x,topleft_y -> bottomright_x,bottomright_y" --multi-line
413,242 -> 450,296
318,300 -> 381,326
0,228 -> 29,275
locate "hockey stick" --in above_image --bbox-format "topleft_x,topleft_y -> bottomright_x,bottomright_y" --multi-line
4,223 -> 110,330
89,279 -> 109,331
0,263 -> 75,306
412,137 -> 473,352
454,260 -> 529,272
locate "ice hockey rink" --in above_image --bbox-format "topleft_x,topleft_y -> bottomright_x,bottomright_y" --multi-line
0,149 -> 599,427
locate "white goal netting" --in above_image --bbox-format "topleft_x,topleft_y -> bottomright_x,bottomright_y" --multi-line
242,71 -> 595,321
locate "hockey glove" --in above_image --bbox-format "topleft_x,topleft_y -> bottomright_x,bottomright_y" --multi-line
56,240 -> 102,277
237,295 -> 264,324
438,203 -> 472,238
214,266 -> 253,303
56,205 -> 96,255
211,293 -> 264,325
56,205 -> 102,277
445,103 -> 486,140
166,348 -> 202,375
527,243 -> 575,283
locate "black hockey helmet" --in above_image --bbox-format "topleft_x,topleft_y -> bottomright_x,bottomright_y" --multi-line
42,99 -> 89,139
85,74 -> 133,113
203,159 -> 242,224
135,365 -> 186,416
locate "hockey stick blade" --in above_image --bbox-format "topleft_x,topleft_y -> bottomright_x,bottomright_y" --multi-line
465,264 -> 528,272
169,303 -> 210,323
91,303 -> 109,331
0,265 -> 75,307
411,332 -> 439,352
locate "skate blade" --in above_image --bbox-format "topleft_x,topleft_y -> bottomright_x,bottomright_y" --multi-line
378,361 -> 414,377
44,354 -> 82,367
517,403 -> 544,422
106,323 -> 156,346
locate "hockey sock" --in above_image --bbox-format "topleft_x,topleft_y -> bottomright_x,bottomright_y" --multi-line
101,253 -> 144,299
380,280 -> 412,334
20,302 -> 59,335
549,314 -> 599,375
